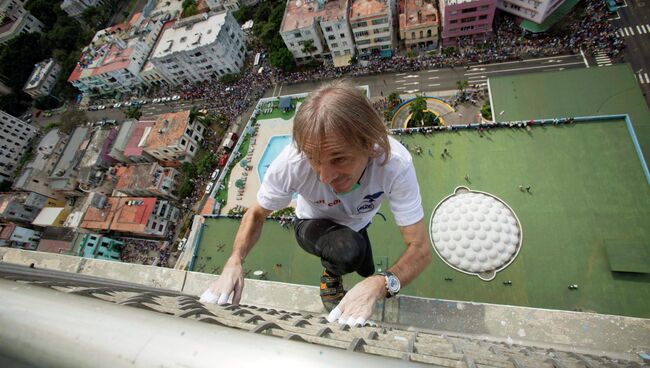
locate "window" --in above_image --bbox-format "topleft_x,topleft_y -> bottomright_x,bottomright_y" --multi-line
340,33 -> 345,38
427,29 -> 432,37
354,30 -> 369,37
331,42 -> 338,48
181,138 -> 186,146
294,32 -> 301,38
352,21 -> 367,28
462,7 -> 477,12
411,31 -> 415,39
479,14 -> 488,20
372,18 -> 388,25
420,30 -> 423,38
461,16 -> 476,23
328,35 -> 335,40
158,224 -> 164,232
189,145 -> 195,153
151,221 -> 157,229
325,26 -> 332,32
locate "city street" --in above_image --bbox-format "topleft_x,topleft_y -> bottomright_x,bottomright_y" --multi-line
612,0 -> 650,104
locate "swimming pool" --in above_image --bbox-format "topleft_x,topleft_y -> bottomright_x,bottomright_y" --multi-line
258,135 -> 292,183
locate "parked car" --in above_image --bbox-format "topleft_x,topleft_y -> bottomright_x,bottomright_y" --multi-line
139,99 -> 148,105
123,101 -> 132,107
210,168 -> 220,180
161,96 -> 171,102
97,105 -> 106,110
88,106 -> 98,111
178,237 -> 187,251
152,98 -> 161,103
171,95 -> 181,101
205,182 -> 214,194
113,102 -> 122,108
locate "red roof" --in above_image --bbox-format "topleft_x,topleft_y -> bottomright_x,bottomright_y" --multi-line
124,120 -> 154,158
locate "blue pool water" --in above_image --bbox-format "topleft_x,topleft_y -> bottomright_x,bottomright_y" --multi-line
258,135 -> 292,183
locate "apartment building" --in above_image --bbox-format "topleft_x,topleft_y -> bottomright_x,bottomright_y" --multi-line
497,0 -> 565,25
280,0 -> 353,65
80,196 -> 179,237
0,110 -> 38,183
23,59 -> 62,99
68,13 -> 164,95
0,221 -> 42,249
0,191 -> 51,223
113,163 -> 179,201
141,110 -> 205,164
0,0 -> 45,45
398,0 -> 439,50
349,0 -> 396,58
439,0 -> 496,47
13,128 -> 66,198
60,0 -> 106,18
148,11 -> 246,86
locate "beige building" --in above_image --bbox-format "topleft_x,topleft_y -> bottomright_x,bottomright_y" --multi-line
141,111 -> 205,164
280,0 -> 353,65
349,0 -> 396,59
398,0 -> 438,50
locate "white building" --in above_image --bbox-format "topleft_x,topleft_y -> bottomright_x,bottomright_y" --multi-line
205,0 -> 240,11
148,11 -> 246,86
141,110 -> 205,164
497,0 -> 564,25
349,0 -> 397,58
23,59 -> 62,99
68,13 -> 163,95
60,0 -> 106,18
0,110 -> 38,183
0,0 -> 45,45
280,0 -> 353,66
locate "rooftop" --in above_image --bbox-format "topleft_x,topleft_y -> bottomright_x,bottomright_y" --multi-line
110,197 -> 157,234
24,59 -> 58,90
124,120 -> 154,158
150,12 -> 225,59
350,0 -> 389,20
399,0 -> 438,29
281,0 -> 347,33
114,163 -> 172,192
68,13 -> 153,82
80,197 -> 157,234
142,110 -> 190,151
50,127 -> 89,180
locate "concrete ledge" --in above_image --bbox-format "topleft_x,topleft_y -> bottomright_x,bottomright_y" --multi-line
1,247 -> 648,359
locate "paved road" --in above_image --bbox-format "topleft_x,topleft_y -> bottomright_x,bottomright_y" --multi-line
270,54 -> 587,98
612,0 -> 650,104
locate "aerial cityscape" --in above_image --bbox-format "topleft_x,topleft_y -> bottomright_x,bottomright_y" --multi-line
0,0 -> 649,365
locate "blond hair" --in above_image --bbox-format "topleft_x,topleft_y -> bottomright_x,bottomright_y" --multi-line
293,80 -> 390,165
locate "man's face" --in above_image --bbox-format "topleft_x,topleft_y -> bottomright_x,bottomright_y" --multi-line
303,134 -> 370,193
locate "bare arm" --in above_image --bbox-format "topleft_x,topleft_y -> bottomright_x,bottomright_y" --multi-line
387,219 -> 432,288
201,202 -> 272,305
229,202 -> 273,264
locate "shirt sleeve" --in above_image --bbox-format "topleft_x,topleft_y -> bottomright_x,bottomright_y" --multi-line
387,160 -> 424,227
256,147 -> 294,211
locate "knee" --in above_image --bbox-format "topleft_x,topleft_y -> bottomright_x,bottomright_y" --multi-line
322,230 -> 366,273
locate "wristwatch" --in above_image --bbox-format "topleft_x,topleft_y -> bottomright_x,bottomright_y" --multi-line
378,271 -> 400,298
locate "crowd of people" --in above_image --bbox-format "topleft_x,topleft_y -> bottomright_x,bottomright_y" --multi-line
118,238 -> 174,268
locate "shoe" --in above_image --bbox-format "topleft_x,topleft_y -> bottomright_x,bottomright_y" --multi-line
320,269 -> 345,312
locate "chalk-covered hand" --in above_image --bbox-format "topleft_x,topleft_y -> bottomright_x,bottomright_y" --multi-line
200,257 -> 244,305
326,275 -> 386,326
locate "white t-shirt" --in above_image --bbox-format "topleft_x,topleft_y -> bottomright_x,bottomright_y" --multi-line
257,136 -> 423,232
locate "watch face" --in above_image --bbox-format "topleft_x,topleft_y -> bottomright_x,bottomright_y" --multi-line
387,276 -> 400,293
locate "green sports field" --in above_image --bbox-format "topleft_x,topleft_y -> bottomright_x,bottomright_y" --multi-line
195,119 -> 650,318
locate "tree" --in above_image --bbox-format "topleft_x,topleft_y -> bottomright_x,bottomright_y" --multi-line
269,48 -> 295,72
58,109 -> 88,134
481,102 -> 492,120
409,95 -> 427,125
34,95 -> 61,110
181,0 -> 198,17
125,106 -> 142,120
301,39 -> 317,57
456,80 -> 469,94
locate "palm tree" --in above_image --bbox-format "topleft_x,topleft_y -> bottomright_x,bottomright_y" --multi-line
456,80 -> 469,94
301,39 -> 317,58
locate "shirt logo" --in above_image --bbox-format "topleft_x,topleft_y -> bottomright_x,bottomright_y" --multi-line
357,191 -> 384,213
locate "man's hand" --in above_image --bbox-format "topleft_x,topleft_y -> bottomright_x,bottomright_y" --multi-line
200,257 -> 244,305
326,275 -> 385,326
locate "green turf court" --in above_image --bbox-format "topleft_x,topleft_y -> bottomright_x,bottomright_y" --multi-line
195,119 -> 650,318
